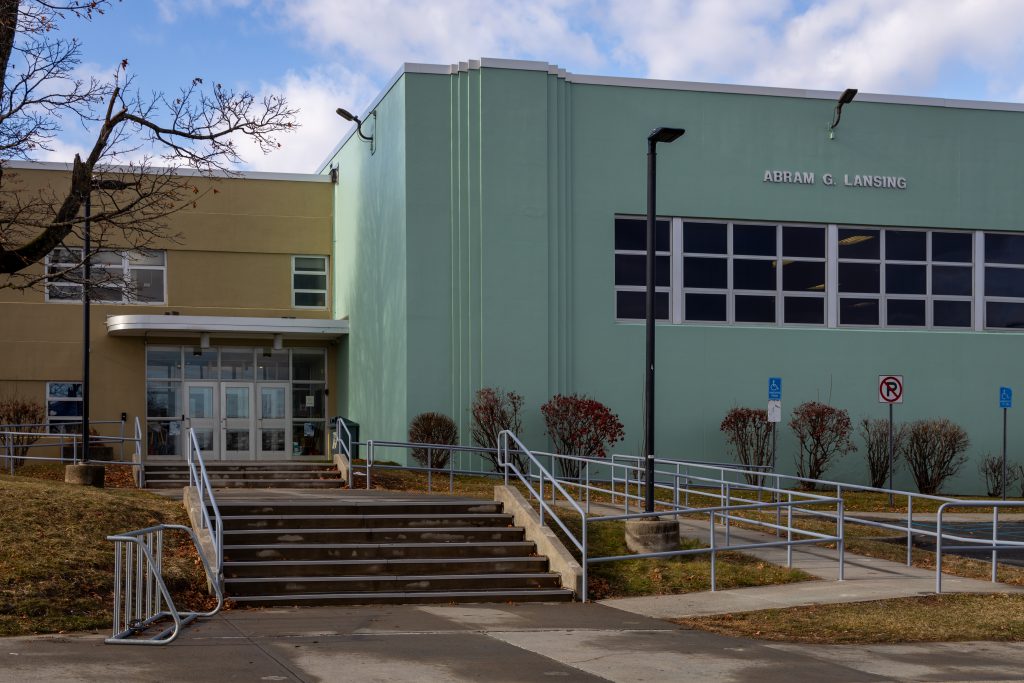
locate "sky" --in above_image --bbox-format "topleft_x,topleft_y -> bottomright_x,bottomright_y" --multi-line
36,0 -> 1024,173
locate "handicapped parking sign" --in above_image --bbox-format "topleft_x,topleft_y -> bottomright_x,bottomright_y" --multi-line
768,377 -> 782,401
1000,387 -> 1013,409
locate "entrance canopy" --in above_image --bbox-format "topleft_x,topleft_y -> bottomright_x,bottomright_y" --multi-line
105,314 -> 349,340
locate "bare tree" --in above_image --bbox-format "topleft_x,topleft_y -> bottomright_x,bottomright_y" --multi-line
0,1 -> 297,293
859,417 -> 908,489
719,407 -> 773,485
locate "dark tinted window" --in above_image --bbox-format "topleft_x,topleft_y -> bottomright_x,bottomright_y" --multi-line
784,297 -> 824,324
735,295 -> 775,323
887,299 -> 926,326
733,224 -> 776,256
683,222 -> 727,254
932,232 -> 972,263
783,226 -> 825,257
987,301 -> 1024,328
934,300 -> 971,327
838,229 -> 880,259
886,264 -> 926,295
838,262 -> 880,293
985,233 -> 1024,265
615,254 -> 670,287
886,230 -> 926,261
782,260 -> 826,291
683,257 -> 727,289
685,293 -> 726,321
615,218 -> 670,252
616,291 -> 669,320
985,267 -> 1024,298
733,259 -> 776,290
932,266 -> 972,296
840,298 -> 879,325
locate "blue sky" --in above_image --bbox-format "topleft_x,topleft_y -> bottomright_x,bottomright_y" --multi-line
42,0 -> 1024,172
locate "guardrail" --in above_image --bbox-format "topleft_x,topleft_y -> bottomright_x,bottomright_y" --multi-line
332,417 -> 354,488
1,417 -> 143,476
362,439 -> 514,492
186,428 -> 223,589
935,500 -> 1024,593
106,524 -> 223,645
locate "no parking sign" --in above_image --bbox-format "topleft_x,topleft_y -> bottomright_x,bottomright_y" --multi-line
878,375 -> 903,404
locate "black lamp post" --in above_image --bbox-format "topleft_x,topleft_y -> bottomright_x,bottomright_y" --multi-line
644,127 -> 685,513
81,178 -> 135,461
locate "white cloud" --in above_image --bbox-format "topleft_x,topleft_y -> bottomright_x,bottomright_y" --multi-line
155,0 -> 252,24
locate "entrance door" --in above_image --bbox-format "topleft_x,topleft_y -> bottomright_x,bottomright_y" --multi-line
221,383 -> 254,460
184,382 -> 219,460
256,382 -> 290,460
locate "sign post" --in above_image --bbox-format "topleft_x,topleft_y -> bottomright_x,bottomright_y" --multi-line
878,375 -> 904,507
768,377 -> 782,473
1000,387 -> 1012,500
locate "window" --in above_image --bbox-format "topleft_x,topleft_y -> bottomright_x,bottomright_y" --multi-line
292,349 -> 327,456
293,256 -> 328,308
985,232 -> 1024,329
46,382 -> 83,432
613,218 -> 670,321
45,248 -> 166,304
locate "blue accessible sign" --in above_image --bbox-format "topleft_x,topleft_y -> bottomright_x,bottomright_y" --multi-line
1000,387 -> 1013,409
768,377 -> 782,401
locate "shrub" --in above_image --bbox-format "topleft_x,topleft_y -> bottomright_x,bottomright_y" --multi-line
902,419 -> 969,495
541,394 -> 624,479
719,407 -> 773,484
408,412 -> 459,470
859,418 -> 908,489
978,453 -> 1018,498
471,387 -> 526,472
0,396 -> 45,469
789,402 -> 856,485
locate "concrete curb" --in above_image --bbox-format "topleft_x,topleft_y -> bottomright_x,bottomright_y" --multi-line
494,485 -> 583,596
183,485 -> 218,594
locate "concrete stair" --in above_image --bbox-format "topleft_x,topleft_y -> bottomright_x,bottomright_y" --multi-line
218,498 -> 574,605
144,462 -> 344,489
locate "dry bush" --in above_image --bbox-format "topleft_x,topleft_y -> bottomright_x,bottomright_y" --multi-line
471,387 -> 525,472
860,418 -> 908,489
903,419 -> 969,495
720,407 -> 774,484
978,453 -> 1018,498
408,412 -> 459,470
789,402 -> 856,485
0,396 -> 45,469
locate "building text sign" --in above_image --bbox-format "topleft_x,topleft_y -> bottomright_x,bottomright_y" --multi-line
763,170 -> 908,190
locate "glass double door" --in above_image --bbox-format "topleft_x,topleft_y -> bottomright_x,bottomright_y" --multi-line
184,382 -> 290,460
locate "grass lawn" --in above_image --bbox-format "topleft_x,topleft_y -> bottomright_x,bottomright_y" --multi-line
0,474 -> 212,636
677,593 -> 1024,643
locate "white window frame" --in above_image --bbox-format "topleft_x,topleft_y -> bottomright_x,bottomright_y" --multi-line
45,381 -> 83,430
44,248 -> 166,305
292,255 -> 329,310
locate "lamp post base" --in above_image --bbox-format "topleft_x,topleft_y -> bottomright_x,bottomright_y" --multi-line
65,463 -> 105,488
625,518 -> 679,554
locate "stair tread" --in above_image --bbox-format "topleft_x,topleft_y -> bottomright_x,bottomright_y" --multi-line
223,526 -> 522,534
226,572 -> 558,583
228,589 -> 573,601
224,556 -> 542,566
224,541 -> 534,550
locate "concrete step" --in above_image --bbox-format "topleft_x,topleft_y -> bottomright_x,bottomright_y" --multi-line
146,478 -> 345,489
222,556 -> 550,578
217,512 -> 513,529
222,526 -> 525,545
222,541 -> 538,562
228,588 -> 574,606
146,463 -> 336,473
225,572 -> 563,596
215,500 -> 504,517
148,470 -> 341,481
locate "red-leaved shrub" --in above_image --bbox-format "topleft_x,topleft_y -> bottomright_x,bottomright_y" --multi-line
789,401 -> 856,485
541,394 -> 624,478
720,407 -> 773,484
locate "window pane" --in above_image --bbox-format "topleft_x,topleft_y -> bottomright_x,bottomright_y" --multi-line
50,247 -> 81,263
293,273 -> 327,290
985,267 -> 1024,298
47,382 -> 83,399
932,266 -> 972,296
294,256 -> 327,272
733,259 -> 776,290
985,233 -> 1024,265
47,284 -> 80,300
614,254 -> 670,287
47,400 -> 83,418
294,292 -> 326,307
782,260 -> 826,292
840,298 -> 879,325
685,293 -> 726,321
184,348 -> 218,380
129,250 -> 165,266
614,218 -> 670,252
293,386 -> 326,419
887,299 -> 926,326
932,232 -> 972,263
683,257 -> 727,289
224,386 -> 251,419
92,250 -> 123,266
838,228 -> 880,259
784,297 -> 824,324
146,348 -> 181,379
838,262 -> 880,293
257,349 -> 290,380
987,301 -> 1024,328
615,291 -> 668,320
735,295 -> 775,323
733,224 -> 776,256
131,268 -> 164,303
47,261 -> 82,278
782,226 -> 824,257
220,349 -> 255,380
147,421 -> 180,456
92,286 -> 123,302
886,230 -> 926,261
293,421 -> 325,456
292,350 -> 326,382
146,382 -> 180,418
935,300 -> 972,327
683,222 -> 727,254
226,429 -> 250,451
885,264 -> 926,295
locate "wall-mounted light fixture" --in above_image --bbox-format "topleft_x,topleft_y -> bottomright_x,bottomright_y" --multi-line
273,334 -> 284,351
829,88 -> 858,139
336,107 -> 375,153
200,332 -> 210,349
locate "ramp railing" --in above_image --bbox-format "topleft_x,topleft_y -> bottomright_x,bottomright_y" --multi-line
186,427 -> 223,587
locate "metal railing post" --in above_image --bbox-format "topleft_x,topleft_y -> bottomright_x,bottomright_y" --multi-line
992,506 -> 999,583
786,492 -> 793,568
427,445 -> 433,493
366,441 -> 372,490
709,510 -> 717,592
581,518 -> 588,603
837,497 -> 845,581
684,466 -> 690,508
906,494 -> 913,566
449,445 -> 455,494
120,417 -> 126,462
936,504 -> 945,593
724,482 -> 731,547
585,461 -> 591,515
539,471 -> 545,526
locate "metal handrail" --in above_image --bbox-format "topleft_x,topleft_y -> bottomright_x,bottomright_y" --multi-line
332,417 -> 354,487
935,500 -> 1024,593
106,524 -> 222,645
186,428 -> 223,587
132,417 -> 145,488
362,439 -> 519,491
2,420 -> 143,474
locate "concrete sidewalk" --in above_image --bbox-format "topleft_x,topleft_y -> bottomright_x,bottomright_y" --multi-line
600,513 -> 1023,620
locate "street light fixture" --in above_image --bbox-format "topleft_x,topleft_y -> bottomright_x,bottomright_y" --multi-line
336,107 -> 375,152
828,88 -> 858,139
644,126 -> 684,513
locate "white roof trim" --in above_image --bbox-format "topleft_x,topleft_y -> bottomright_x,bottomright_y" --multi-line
106,314 -> 348,338
4,160 -> 331,183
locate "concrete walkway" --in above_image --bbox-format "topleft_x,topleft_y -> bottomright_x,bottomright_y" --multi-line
4,603 -> 1024,682
601,513 -> 1024,620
